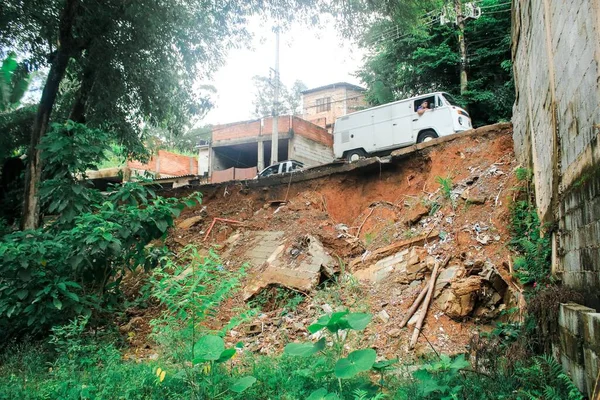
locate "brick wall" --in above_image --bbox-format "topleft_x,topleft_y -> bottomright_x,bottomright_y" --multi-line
291,116 -> 332,147
512,0 -> 600,395
303,87 -> 367,127
127,150 -> 197,177
212,120 -> 262,142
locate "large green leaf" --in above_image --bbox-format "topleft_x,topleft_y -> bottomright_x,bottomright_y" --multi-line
308,310 -> 350,333
345,313 -> 372,331
193,335 -> 225,363
372,358 -> 398,371
334,349 -> 377,379
284,337 -> 325,357
307,388 -> 340,400
215,348 -> 236,363
229,376 -> 256,393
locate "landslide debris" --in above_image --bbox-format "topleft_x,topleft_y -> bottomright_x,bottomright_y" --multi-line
125,123 -> 521,360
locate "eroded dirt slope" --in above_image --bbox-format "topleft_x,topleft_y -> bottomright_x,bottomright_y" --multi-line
125,123 -> 522,361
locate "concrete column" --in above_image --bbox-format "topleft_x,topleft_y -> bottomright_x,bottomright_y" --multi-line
257,140 -> 264,171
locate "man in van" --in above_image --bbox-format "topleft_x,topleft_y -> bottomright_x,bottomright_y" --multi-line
417,100 -> 430,116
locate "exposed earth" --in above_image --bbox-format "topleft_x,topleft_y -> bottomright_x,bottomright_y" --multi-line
121,123 -> 524,363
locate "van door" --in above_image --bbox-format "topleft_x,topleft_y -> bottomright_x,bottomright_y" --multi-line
391,100 -> 415,147
412,94 -> 453,140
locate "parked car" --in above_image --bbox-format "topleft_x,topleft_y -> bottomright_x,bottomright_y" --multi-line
333,92 -> 472,162
256,160 -> 304,178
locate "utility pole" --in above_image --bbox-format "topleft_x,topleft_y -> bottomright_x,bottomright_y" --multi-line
454,0 -> 468,94
270,27 -> 280,165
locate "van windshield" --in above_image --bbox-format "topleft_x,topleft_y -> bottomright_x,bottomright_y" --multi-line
441,93 -> 459,106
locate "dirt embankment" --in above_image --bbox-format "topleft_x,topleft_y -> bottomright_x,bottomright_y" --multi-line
127,123 -> 522,360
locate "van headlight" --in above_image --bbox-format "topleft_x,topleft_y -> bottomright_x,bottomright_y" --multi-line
458,116 -> 463,125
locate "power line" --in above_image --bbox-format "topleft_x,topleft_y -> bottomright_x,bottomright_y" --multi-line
482,9 -> 511,16
479,2 -> 511,9
364,18 -> 440,47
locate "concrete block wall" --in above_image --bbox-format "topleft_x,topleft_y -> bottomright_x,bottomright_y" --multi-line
512,0 -> 600,394
559,303 -> 600,395
290,134 -> 334,167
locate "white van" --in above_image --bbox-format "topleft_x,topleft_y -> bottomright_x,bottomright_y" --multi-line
333,92 -> 472,161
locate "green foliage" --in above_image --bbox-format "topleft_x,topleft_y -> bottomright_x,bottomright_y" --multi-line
358,0 -> 514,127
252,76 -> 308,117
516,355 -> 584,400
0,122 -> 202,337
0,52 -> 31,112
435,176 -> 453,201
509,169 -> 551,286
412,354 -> 470,399
248,285 -> 305,315
147,246 -> 245,363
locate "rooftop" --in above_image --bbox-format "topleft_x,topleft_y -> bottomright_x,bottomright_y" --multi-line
301,82 -> 366,95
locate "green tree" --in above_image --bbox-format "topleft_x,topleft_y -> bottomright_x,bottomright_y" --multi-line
0,0 -> 343,229
357,0 -> 513,127
252,75 -> 307,118
0,52 -> 31,112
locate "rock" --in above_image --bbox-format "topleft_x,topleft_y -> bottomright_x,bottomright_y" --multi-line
406,262 -> 428,282
434,265 -> 465,296
452,276 -> 483,296
439,291 -> 477,319
437,276 -> 483,319
461,188 -> 486,204
481,266 -> 509,298
377,310 -> 390,324
388,328 -> 402,338
406,246 -> 426,266
409,280 -> 422,287
406,203 -> 430,225
426,256 -> 437,270
176,215 -> 204,229
293,322 -> 305,332
464,258 -> 486,275
322,304 -> 333,314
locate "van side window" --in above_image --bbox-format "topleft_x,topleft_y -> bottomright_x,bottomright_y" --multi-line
413,96 -> 436,112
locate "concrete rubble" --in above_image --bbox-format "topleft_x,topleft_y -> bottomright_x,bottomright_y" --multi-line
242,234 -> 336,300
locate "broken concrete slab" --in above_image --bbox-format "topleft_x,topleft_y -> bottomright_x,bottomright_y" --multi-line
243,235 -> 336,300
243,231 -> 286,267
353,249 -> 409,283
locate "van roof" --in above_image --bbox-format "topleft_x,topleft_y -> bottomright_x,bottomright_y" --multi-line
335,91 -> 447,121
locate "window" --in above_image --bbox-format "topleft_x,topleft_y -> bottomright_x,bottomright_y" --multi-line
414,96 -> 436,112
316,97 -> 331,112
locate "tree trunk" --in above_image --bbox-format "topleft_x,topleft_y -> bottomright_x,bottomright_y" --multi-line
21,0 -> 79,230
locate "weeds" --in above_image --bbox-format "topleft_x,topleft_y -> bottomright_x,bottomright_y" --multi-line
435,176 -> 453,201
509,168 -> 551,286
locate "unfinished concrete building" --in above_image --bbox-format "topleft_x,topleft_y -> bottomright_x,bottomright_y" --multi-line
301,82 -> 367,132
210,115 -> 334,183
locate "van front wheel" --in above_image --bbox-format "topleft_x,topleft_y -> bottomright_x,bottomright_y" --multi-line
346,149 -> 365,163
417,130 -> 438,143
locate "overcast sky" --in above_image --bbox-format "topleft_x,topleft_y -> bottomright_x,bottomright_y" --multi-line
201,18 -> 365,125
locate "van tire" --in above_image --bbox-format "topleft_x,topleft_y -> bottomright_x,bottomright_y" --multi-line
346,149 -> 365,163
417,130 -> 438,143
